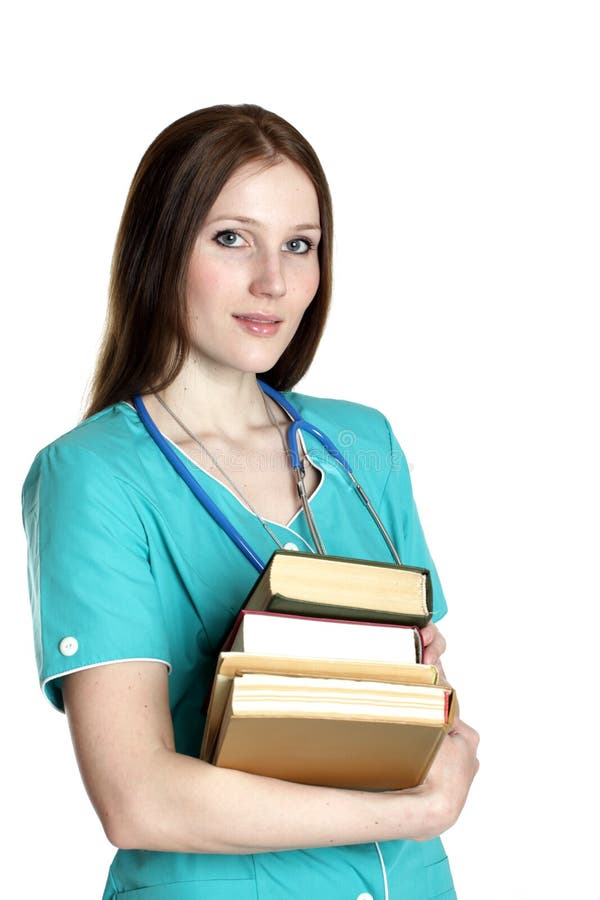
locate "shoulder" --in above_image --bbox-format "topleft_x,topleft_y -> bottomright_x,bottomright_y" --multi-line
22,403 -> 145,501
31,402 -> 139,459
283,390 -> 394,449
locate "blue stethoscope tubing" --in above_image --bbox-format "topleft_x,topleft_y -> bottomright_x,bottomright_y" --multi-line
258,381 -> 351,474
133,392 -> 266,572
133,381 -> 402,573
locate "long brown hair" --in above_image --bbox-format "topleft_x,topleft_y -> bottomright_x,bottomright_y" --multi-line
84,104 -> 333,418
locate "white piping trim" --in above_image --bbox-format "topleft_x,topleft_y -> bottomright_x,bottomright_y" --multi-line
159,426 -> 326,531
42,658 -> 172,709
272,524 -> 314,552
374,841 -> 390,900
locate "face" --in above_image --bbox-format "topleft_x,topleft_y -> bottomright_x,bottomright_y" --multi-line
184,158 -> 321,378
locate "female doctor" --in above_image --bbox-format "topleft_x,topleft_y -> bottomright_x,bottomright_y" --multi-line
22,104 -> 479,900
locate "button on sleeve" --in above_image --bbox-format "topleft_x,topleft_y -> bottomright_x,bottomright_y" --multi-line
58,636 -> 79,657
22,441 -> 172,711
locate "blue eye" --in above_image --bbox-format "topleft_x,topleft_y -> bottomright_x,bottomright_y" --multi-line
284,238 -> 313,254
214,230 -> 245,248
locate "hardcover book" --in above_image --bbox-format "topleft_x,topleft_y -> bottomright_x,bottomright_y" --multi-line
200,552 -> 452,791
224,609 -> 423,664
205,667 -> 454,790
242,550 -> 433,627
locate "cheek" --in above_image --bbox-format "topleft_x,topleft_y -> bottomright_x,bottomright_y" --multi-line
294,260 -> 321,307
186,258 -> 231,309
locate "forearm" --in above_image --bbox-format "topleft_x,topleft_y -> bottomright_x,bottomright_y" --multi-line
64,662 -> 474,855
110,749 -> 440,853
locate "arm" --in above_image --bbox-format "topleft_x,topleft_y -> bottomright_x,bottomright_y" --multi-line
63,660 -> 479,854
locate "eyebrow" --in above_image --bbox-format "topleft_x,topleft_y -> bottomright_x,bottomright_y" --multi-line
206,215 -> 321,231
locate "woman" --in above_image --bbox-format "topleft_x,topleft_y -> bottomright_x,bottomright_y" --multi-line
22,104 -> 479,900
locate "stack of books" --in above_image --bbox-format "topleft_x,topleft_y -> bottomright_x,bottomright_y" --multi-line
200,551 -> 456,790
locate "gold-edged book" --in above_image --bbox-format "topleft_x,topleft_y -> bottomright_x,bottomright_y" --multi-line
200,653 -> 453,790
242,550 -> 433,627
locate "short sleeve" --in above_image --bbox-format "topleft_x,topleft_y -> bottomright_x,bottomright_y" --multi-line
22,440 -> 171,711
378,418 -> 448,622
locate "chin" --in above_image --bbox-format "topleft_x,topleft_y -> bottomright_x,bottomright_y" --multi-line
222,349 -> 286,377
236,342 -> 290,373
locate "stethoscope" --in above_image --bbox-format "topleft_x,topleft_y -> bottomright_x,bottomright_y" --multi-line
133,380 -> 403,574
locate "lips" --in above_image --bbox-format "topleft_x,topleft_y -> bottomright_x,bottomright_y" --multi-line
233,313 -> 283,336
233,313 -> 283,323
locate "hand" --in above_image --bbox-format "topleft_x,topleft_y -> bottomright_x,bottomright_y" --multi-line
414,718 -> 480,840
421,622 -> 447,677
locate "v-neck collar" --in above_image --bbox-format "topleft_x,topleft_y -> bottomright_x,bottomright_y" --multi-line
123,391 -> 327,530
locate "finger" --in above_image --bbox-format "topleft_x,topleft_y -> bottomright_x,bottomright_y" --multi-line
422,633 -> 446,665
434,659 -> 448,683
434,631 -> 447,656
449,719 -> 480,750
420,623 -> 437,646
421,624 -> 446,652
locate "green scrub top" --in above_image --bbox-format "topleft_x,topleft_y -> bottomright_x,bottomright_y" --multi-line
22,392 -> 456,900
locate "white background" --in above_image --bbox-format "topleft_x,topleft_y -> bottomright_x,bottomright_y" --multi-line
3,2 -> 599,897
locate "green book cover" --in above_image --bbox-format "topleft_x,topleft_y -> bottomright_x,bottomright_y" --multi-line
243,550 -> 433,627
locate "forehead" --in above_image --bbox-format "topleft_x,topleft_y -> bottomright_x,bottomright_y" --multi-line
208,158 -> 320,224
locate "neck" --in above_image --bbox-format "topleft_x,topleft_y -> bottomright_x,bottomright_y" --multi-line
142,357 -> 281,441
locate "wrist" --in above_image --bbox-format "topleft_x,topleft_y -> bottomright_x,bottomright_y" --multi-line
388,782 -> 451,842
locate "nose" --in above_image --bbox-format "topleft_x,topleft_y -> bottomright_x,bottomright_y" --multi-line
249,249 -> 286,300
